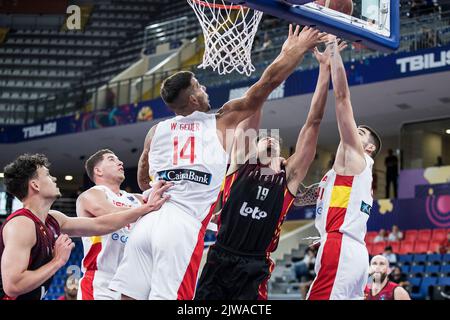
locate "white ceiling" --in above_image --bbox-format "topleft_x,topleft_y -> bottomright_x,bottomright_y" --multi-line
1,70 -> 450,177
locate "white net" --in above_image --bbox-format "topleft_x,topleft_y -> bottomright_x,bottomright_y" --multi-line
293,183 -> 320,207
187,0 -> 263,76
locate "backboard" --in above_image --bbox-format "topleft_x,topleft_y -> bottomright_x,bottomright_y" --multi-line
224,0 -> 400,52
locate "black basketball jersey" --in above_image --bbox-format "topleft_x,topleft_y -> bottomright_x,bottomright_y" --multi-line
215,160 -> 295,256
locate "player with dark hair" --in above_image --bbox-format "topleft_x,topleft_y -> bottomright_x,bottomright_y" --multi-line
306,39 -> 382,300
109,25 -> 326,300
0,153 -> 171,300
365,255 -> 411,300
195,36 -> 347,300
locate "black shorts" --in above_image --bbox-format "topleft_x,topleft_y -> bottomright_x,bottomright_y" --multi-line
195,244 -> 271,300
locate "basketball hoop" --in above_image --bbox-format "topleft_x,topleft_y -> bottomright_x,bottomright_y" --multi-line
187,0 -> 263,76
294,183 -> 320,207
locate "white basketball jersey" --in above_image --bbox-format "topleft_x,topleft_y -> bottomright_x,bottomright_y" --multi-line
314,154 -> 374,245
80,185 -> 141,278
148,111 -> 228,221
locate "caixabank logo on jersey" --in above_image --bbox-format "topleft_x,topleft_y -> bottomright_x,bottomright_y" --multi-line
157,169 -> 212,185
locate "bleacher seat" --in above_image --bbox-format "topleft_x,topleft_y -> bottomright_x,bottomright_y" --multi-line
417,229 -> 432,242
401,265 -> 410,274
414,241 -> 430,254
404,230 -> 418,242
409,277 -> 422,295
365,231 -> 377,243
427,254 -> 443,264
437,277 -> 450,286
425,265 -> 440,276
366,243 -> 374,256
428,240 -> 442,253
399,241 -> 415,254
441,265 -> 450,276
443,254 -> 450,263
413,254 -> 427,265
410,265 -> 425,277
411,277 -> 438,300
372,242 -> 386,255
389,241 -> 400,253
431,229 -> 447,242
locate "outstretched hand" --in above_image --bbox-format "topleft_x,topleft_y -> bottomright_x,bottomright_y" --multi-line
142,180 -> 173,213
313,35 -> 348,66
281,24 -> 327,56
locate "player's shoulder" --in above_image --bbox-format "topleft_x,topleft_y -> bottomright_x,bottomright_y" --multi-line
2,215 -> 36,244
77,187 -> 106,203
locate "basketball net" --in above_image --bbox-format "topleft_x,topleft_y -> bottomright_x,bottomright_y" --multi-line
187,0 -> 263,76
294,183 -> 320,207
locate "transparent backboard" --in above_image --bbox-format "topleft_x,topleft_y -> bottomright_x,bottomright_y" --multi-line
224,0 -> 400,52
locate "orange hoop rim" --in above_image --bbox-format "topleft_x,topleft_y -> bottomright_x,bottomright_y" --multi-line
191,0 -> 246,10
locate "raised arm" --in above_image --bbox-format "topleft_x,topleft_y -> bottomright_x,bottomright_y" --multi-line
1,217 -> 73,298
285,40 -> 347,194
77,189 -> 127,218
329,39 -> 366,172
137,125 -> 157,191
52,181 -> 172,237
216,25 -> 325,150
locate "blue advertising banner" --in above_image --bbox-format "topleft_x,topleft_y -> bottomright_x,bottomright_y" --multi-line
2,44 -> 450,144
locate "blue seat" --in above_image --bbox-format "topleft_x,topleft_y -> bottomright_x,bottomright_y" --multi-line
398,254 -> 413,265
409,277 -> 422,294
411,265 -> 425,274
413,254 -> 427,264
411,277 -> 438,300
427,254 -> 442,264
441,265 -> 450,274
401,265 -> 410,274
443,254 -> 450,263
438,277 -> 450,286
425,265 -> 440,274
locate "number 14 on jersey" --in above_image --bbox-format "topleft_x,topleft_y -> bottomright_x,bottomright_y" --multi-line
173,136 -> 196,165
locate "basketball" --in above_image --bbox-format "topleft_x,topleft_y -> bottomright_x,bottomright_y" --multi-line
315,0 -> 353,16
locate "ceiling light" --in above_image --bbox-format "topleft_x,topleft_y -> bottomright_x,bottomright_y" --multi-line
0,172 -> 4,178
446,129 -> 450,135
65,175 -> 73,181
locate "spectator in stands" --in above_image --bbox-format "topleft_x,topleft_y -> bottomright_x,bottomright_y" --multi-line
293,247 -> 316,282
416,27 -> 442,50
389,266 -> 410,290
58,276 -> 79,300
384,149 -> 398,198
382,245 -> 398,265
293,247 -> 317,299
372,172 -> 378,195
434,156 -> 444,167
374,229 -> 388,243
438,231 -> 450,254
261,32 -> 273,50
388,225 -> 403,242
